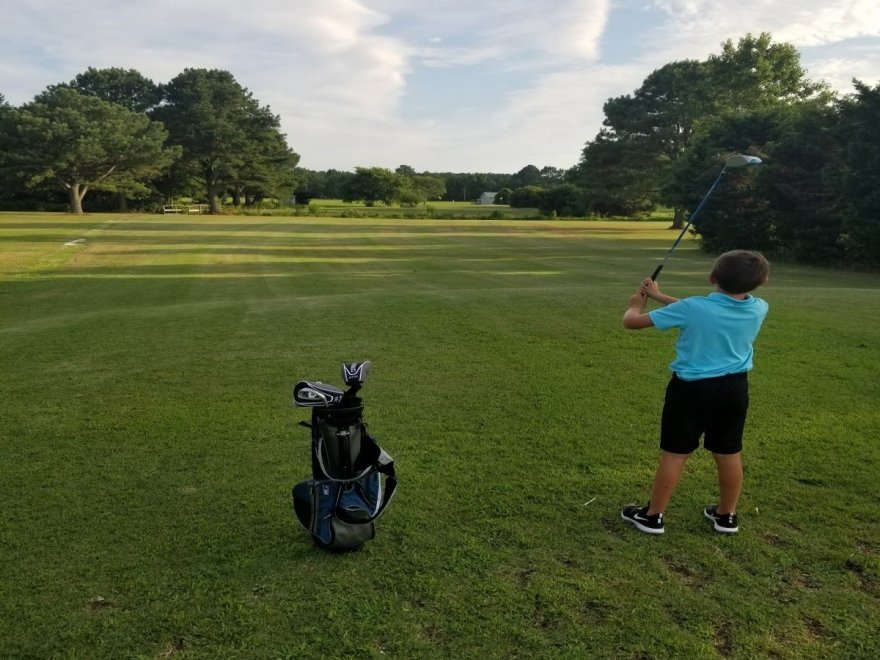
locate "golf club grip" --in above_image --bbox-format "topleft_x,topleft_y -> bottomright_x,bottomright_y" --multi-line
650,264 -> 663,281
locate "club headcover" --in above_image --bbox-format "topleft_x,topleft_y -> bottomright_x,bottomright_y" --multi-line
293,380 -> 345,407
342,361 -> 371,386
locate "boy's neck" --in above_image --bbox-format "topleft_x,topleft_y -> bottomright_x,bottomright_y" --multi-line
714,285 -> 750,301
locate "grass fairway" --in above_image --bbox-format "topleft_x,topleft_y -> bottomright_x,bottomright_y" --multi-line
1,212 -> 879,658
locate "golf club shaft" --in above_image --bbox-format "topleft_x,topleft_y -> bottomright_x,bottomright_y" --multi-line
651,167 -> 728,281
651,219 -> 696,280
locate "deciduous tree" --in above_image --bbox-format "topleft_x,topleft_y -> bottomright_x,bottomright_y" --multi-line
833,80 -> 880,263
512,164 -> 543,188
409,174 -> 446,202
584,59 -> 715,224
708,33 -> 831,112
573,131 -> 662,216
343,167 -> 403,205
576,33 -> 829,227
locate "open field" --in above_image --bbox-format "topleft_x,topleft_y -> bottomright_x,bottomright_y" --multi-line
1,213 -> 879,658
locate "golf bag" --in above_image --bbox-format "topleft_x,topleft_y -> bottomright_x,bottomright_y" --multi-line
291,361 -> 397,551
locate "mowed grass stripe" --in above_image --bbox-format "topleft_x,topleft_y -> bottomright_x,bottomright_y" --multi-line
1,212 -> 878,658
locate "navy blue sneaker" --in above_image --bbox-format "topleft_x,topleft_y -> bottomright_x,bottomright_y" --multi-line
704,504 -> 738,533
621,504 -> 665,535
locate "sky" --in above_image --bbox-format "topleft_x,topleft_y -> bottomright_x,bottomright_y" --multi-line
2,1 -> 879,173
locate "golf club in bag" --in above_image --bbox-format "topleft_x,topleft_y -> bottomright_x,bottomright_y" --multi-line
651,154 -> 762,281
291,361 -> 397,551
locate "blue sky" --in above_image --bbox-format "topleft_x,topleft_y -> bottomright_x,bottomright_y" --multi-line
2,1 -> 878,173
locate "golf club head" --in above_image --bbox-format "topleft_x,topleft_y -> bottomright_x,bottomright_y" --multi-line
293,380 -> 345,407
725,154 -> 762,170
342,361 -> 371,386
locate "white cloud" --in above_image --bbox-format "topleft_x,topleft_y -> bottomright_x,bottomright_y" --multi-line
475,0 -> 611,61
650,1 -> 702,17
369,0 -> 611,67
805,56 -> 880,93
453,63 -> 653,171
645,0 -> 880,60
1,1 -> 879,171
417,44 -> 508,69
775,2 -> 880,47
1,0 -> 413,152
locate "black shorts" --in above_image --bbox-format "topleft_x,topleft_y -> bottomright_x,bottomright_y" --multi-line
660,372 -> 749,455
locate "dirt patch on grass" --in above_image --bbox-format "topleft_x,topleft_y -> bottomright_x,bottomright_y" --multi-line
493,564 -> 536,588
760,531 -> 783,546
662,556 -> 697,585
532,594 -> 556,630
158,637 -> 185,657
857,540 -> 878,555
713,621 -> 733,657
845,559 -> 878,594
600,515 -> 626,539
580,597 -> 612,624
790,570 -> 820,590
802,616 -> 827,641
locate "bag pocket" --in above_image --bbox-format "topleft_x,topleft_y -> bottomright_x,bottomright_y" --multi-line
337,472 -> 381,522
291,478 -> 376,551
327,517 -> 375,550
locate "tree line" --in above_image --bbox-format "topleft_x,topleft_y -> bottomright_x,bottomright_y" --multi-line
295,164 -> 565,206
0,67 -> 559,213
0,68 -> 300,214
564,33 -> 880,266
1,32 -> 878,265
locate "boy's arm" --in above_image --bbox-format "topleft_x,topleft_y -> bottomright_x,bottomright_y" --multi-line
641,278 -> 679,306
622,278 -> 682,329
623,289 -> 654,329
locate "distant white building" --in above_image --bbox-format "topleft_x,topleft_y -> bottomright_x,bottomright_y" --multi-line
477,192 -> 498,205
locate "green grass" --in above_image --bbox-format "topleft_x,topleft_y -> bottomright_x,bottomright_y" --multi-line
1,212 -> 879,658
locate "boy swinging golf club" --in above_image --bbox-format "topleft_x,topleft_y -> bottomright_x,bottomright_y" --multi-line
621,155 -> 768,535
621,250 -> 769,534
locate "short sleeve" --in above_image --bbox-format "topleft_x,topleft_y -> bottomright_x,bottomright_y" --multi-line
648,299 -> 692,331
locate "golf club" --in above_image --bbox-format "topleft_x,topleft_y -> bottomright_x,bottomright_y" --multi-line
650,154 -> 762,281
342,361 -> 371,386
293,380 -> 345,407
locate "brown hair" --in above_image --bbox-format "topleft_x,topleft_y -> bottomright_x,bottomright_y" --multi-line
711,250 -> 770,294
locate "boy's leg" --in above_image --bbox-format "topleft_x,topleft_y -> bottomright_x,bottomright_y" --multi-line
712,451 -> 743,513
647,451 -> 690,515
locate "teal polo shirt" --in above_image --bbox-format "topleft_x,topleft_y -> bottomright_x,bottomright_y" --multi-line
648,292 -> 769,381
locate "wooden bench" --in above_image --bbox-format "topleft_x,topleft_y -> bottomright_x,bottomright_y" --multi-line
187,204 -> 208,214
162,205 -> 183,214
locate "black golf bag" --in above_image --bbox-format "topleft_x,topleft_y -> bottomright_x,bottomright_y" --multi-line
291,361 -> 397,551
